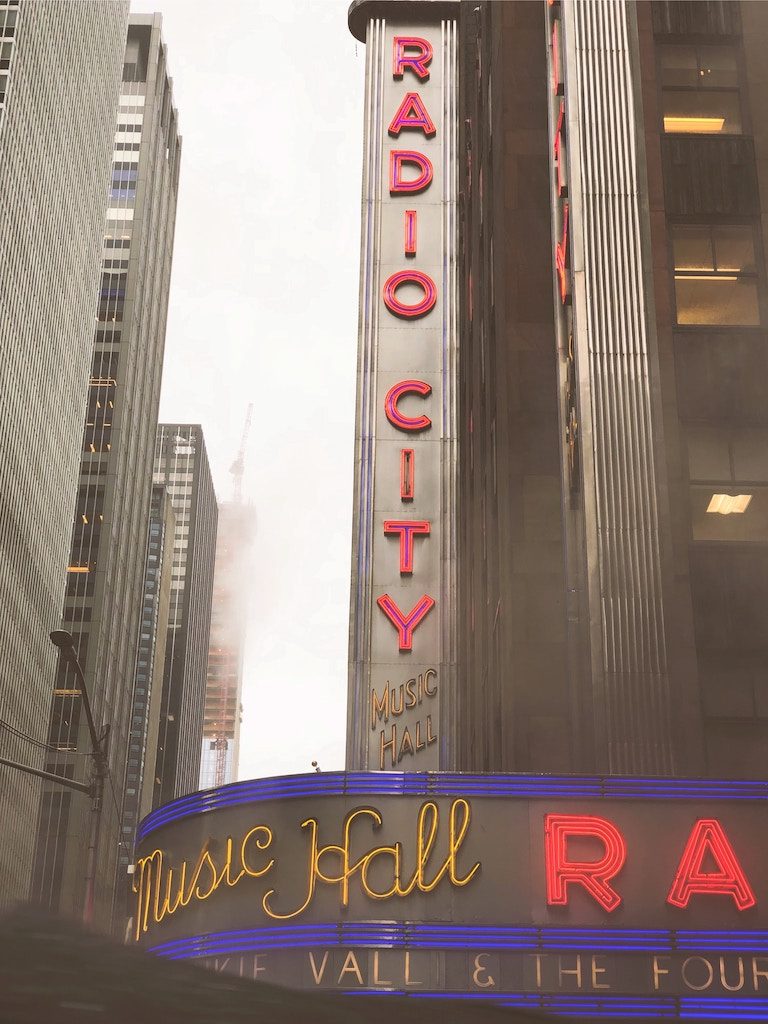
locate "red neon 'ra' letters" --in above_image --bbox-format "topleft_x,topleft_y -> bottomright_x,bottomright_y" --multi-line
388,92 -> 436,138
393,36 -> 433,81
545,814 -> 626,913
377,593 -> 435,651
383,270 -> 437,319
667,818 -> 756,911
384,380 -> 432,433
390,151 -> 433,195
383,519 -> 430,574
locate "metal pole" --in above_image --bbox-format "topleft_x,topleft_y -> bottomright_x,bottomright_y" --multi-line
0,756 -> 93,796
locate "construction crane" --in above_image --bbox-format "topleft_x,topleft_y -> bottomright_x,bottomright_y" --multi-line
229,403 -> 253,505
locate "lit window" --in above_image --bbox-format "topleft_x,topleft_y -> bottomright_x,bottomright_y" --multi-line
707,494 -> 752,515
661,44 -> 741,134
691,486 -> 768,541
672,225 -> 759,326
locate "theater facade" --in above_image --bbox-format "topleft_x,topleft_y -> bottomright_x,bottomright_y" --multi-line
136,1 -> 768,1020
135,771 -> 768,1018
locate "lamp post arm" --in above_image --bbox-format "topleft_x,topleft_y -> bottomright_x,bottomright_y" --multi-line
0,755 -> 94,796
61,648 -> 106,774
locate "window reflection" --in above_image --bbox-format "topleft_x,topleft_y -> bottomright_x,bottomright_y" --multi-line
661,43 -> 741,134
672,225 -> 759,326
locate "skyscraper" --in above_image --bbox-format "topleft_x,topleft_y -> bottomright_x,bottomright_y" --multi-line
32,14 -> 181,929
117,484 -> 175,893
199,502 -> 255,790
152,425 -> 217,807
0,0 -> 128,910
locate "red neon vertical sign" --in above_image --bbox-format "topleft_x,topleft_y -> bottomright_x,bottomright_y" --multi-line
545,814 -> 626,912
667,819 -> 756,910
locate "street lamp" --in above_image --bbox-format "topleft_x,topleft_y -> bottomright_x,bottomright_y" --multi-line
0,630 -> 109,926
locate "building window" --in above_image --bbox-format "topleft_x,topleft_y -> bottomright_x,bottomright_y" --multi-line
691,485 -> 768,542
661,44 -> 741,134
672,225 -> 759,326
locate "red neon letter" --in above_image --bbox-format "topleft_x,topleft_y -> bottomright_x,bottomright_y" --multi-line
384,380 -> 432,433
384,520 -> 430,574
545,814 -> 626,913
393,36 -> 433,80
554,100 -> 568,197
388,92 -> 436,138
555,203 -> 570,304
552,20 -> 563,96
400,448 -> 414,500
377,593 -> 435,651
390,151 -> 434,195
667,819 -> 756,911
404,210 -> 417,256
383,270 -> 436,319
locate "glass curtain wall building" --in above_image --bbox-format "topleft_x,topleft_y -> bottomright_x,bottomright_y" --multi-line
116,484 -> 175,905
0,0 -> 128,909
32,15 -> 181,930
152,425 -> 217,807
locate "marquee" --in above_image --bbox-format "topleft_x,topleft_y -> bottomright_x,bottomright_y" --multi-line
135,771 -> 768,1018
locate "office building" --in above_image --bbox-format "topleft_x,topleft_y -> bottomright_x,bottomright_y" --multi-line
152,424 -> 217,807
0,0 -> 128,909
32,14 -> 181,929
117,485 -> 175,888
199,502 -> 254,790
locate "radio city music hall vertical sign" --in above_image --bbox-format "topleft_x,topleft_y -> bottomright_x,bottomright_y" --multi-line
347,14 -> 458,772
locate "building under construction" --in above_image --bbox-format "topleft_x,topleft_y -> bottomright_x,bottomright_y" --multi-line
199,502 -> 255,789
199,411 -> 255,789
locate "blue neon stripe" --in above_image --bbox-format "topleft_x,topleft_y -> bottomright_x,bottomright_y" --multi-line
147,921 -> 768,961
136,770 -> 768,841
336,991 -> 768,1019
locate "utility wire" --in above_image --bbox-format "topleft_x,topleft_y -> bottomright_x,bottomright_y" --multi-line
0,718 -> 80,755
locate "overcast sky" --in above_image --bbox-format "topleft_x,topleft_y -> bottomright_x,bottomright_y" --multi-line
129,0 -> 363,779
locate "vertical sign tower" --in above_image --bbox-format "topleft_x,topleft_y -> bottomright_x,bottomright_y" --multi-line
347,2 -> 459,771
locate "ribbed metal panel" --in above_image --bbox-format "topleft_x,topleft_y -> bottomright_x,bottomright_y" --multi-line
564,0 -> 674,773
438,16 -> 459,769
346,17 -> 384,770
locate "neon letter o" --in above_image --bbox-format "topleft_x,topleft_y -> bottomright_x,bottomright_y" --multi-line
383,270 -> 437,319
